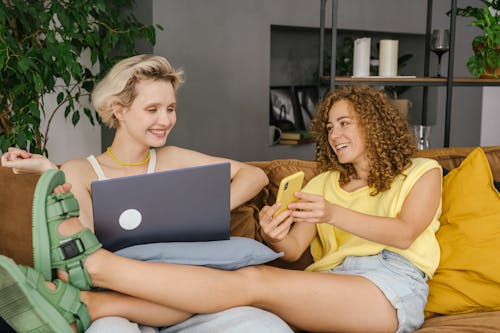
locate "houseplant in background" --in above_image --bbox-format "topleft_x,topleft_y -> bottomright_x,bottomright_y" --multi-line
0,0 -> 162,155
452,0 -> 500,78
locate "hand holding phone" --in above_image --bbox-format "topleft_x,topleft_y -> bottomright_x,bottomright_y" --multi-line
273,171 -> 304,218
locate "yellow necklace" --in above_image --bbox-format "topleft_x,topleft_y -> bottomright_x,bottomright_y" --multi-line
106,147 -> 151,167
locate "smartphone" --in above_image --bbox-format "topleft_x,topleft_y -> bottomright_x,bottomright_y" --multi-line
273,171 -> 305,217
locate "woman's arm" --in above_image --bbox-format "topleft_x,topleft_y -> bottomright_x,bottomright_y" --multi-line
290,168 -> 442,249
159,146 -> 269,210
227,162 -> 268,209
59,159 -> 96,231
1,147 -> 57,174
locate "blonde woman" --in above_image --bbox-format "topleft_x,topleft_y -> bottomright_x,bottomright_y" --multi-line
1,54 -> 295,333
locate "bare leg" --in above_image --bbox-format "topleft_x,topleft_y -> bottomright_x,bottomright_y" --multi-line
54,186 -> 398,332
82,291 -> 192,327
86,257 -> 397,332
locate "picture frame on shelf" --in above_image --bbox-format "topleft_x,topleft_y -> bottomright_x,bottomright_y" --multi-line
295,85 -> 323,130
270,86 -> 304,131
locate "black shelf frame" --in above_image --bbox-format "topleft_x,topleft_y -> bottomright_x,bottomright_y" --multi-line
319,0 -> 499,148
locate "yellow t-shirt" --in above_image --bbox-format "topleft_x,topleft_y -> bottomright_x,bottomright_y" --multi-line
304,158 -> 442,278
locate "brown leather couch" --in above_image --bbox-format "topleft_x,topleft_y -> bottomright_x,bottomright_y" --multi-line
1,146 -> 500,332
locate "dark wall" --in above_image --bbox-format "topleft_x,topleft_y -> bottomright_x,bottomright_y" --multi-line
100,0 -> 154,152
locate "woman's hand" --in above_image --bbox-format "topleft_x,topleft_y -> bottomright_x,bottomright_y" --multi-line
1,147 -> 57,174
288,192 -> 336,225
258,202 -> 294,244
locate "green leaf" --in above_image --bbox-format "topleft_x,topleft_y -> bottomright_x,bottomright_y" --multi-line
15,131 -> 27,149
82,80 -> 94,92
0,136 -> 9,153
33,73 -> 43,94
29,102 -> 40,119
64,105 -> 71,118
57,92 -> 65,105
0,48 -> 6,70
72,110 -> 80,126
17,57 -> 30,72
83,107 -> 95,125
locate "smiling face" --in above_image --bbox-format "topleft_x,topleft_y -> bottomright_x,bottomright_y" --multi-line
114,79 -> 177,148
326,99 -> 368,167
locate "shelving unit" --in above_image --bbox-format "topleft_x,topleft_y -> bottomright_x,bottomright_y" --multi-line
319,0 -> 500,147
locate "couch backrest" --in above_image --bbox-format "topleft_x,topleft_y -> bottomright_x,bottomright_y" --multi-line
245,146 -> 500,210
0,171 -> 39,266
1,146 -> 499,268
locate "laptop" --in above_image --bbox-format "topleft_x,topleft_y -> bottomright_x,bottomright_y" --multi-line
91,162 -> 231,252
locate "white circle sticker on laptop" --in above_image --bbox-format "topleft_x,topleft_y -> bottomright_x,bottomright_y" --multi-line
119,209 -> 142,230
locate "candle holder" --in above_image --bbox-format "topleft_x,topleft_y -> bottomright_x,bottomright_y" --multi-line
379,40 -> 399,77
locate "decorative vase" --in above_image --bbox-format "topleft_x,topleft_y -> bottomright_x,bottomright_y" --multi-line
479,65 -> 500,79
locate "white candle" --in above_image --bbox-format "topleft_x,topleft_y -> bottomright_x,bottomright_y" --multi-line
353,37 -> 371,77
379,40 -> 399,77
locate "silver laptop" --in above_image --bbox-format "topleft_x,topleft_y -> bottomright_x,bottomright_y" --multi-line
91,162 -> 231,251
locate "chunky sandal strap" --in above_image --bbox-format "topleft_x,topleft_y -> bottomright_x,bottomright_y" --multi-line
43,191 -> 102,290
46,193 -> 80,222
53,280 -> 91,332
50,228 -> 102,290
22,266 -> 91,332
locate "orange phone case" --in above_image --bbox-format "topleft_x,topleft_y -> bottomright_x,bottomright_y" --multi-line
273,171 -> 304,217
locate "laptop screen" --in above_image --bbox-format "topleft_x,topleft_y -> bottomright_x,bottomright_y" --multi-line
91,162 -> 231,251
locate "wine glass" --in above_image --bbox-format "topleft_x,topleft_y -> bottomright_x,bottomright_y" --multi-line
430,29 -> 450,77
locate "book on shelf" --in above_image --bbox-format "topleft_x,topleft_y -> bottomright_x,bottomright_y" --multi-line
280,130 -> 313,141
278,137 -> 315,145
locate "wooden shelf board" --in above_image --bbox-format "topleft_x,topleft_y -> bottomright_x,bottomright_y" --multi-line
321,76 -> 500,87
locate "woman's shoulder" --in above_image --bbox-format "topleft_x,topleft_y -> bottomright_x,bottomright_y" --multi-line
409,157 -> 441,171
155,145 -> 202,169
155,145 -> 187,156
60,157 -> 95,177
304,170 -> 337,191
56,157 -> 97,192
156,145 -> 210,160
399,157 -> 442,182
61,157 -> 91,168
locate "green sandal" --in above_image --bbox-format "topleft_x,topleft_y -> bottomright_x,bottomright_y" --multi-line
0,255 -> 90,333
32,169 -> 102,290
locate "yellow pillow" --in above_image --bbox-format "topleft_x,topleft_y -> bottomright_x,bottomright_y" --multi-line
425,147 -> 500,317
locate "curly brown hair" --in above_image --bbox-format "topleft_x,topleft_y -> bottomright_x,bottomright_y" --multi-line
310,85 -> 416,195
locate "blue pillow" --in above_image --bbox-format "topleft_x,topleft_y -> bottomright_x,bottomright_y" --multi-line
443,167 -> 500,191
115,236 -> 284,270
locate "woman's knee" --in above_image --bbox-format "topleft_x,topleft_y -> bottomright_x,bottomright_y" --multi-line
237,265 -> 280,306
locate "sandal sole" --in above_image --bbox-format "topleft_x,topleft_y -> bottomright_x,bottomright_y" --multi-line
0,256 -> 73,333
32,169 -> 66,282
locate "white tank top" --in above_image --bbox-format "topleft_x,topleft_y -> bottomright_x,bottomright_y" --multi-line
86,148 -> 157,180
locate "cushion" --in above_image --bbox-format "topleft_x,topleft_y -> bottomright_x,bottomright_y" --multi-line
442,167 -> 500,191
425,147 -> 500,316
115,236 -> 284,270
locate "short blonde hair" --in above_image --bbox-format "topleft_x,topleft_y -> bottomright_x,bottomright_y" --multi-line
92,54 -> 184,128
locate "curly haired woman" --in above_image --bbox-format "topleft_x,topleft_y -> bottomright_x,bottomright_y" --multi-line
0,86 -> 442,333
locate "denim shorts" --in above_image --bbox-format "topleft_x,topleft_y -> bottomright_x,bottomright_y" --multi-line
324,250 -> 428,333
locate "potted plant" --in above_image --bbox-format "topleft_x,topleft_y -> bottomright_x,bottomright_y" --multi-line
0,0 -> 162,155
452,0 -> 500,78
